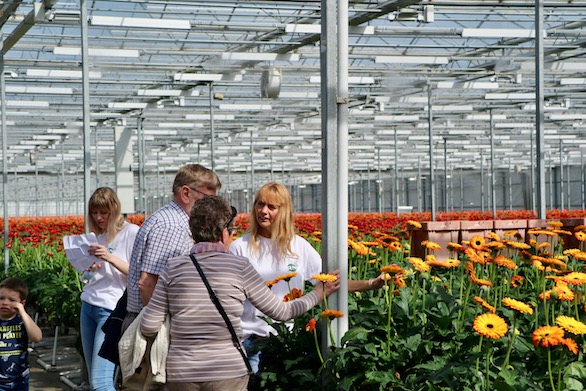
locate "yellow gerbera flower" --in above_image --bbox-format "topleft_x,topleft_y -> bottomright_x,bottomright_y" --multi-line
424,241 -> 442,251
311,273 -> 338,283
556,315 -> 586,335
502,297 -> 534,315
532,325 -> 564,347
447,242 -> 465,253
487,232 -> 501,242
473,313 -> 508,339
503,240 -> 531,250
407,257 -> 430,272
547,221 -> 563,228
406,220 -> 422,229
510,275 -> 524,288
470,235 -> 486,250
562,272 -> 586,286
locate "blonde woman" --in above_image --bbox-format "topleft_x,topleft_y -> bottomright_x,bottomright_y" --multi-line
80,187 -> 139,391
230,182 -> 385,372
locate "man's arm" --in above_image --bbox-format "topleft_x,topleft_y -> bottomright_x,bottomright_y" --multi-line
138,272 -> 159,306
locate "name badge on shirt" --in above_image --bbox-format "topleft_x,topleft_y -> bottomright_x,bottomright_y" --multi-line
287,263 -> 297,272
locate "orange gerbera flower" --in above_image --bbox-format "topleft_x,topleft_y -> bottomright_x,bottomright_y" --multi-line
492,255 -> 517,270
532,325 -> 565,348
311,273 -> 338,283
380,264 -> 405,275
562,338 -> 579,355
510,275 -> 524,288
447,242 -> 465,253
283,288 -> 304,302
305,318 -> 317,333
504,240 -> 531,250
473,296 -> 496,313
321,309 -> 344,319
275,272 -> 298,282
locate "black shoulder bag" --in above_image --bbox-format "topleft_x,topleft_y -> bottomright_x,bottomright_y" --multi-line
189,254 -> 260,391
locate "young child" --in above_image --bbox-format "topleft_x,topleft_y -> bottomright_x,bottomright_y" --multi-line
0,277 -> 42,391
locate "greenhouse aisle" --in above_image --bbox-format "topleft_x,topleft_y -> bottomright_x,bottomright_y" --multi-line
29,330 -> 86,391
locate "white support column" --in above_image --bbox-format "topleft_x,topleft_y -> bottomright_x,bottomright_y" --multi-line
114,126 -> 135,214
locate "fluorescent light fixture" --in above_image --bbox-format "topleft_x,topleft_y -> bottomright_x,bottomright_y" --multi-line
143,130 -> 178,136
220,52 -> 300,62
158,123 -> 203,128
465,114 -> 507,120
549,62 -> 586,71
26,69 -> 102,79
9,145 -> 36,150
374,115 -> 419,122
54,46 -> 140,57
437,81 -> 499,89
7,101 -> 49,108
461,28 -> 539,38
285,24 -> 373,35
0,121 -> 16,126
375,56 -> 449,65
219,104 -> 272,111
521,104 -> 567,111
549,113 -> 586,120
91,112 -> 123,119
279,91 -> 319,99
90,15 -> 191,29
33,135 -> 63,140
185,114 -> 235,120
494,123 -> 534,128
384,96 -> 428,103
174,73 -> 243,82
309,76 -> 375,84
47,128 -> 82,134
6,86 -> 73,94
137,89 -> 183,96
485,93 -> 535,100
425,105 -> 473,111
559,78 -> 586,85
108,102 -> 148,109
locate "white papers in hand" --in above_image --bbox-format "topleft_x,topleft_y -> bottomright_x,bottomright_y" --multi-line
63,233 -> 100,273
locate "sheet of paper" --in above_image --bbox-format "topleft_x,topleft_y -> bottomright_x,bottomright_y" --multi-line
63,233 -> 100,273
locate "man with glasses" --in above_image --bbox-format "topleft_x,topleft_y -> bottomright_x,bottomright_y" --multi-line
123,164 -> 221,330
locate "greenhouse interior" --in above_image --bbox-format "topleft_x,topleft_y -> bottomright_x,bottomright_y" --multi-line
0,0 -> 584,217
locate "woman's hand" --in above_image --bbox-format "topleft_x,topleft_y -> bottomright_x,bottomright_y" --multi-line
89,244 -> 111,263
324,269 -> 341,297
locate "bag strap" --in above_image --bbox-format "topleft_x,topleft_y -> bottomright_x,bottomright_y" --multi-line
189,254 -> 253,374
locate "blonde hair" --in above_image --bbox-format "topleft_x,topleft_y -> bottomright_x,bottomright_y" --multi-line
248,182 -> 296,259
87,187 -> 124,243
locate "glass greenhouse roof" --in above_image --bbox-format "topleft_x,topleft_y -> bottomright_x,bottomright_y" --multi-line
0,0 -> 585,190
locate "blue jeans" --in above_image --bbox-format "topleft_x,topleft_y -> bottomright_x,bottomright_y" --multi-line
242,336 -> 261,374
80,301 -> 116,391
0,375 -> 29,391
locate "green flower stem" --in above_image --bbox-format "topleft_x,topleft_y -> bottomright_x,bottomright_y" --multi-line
328,318 -> 336,347
475,336 -> 483,376
503,318 -> 517,368
386,281 -> 395,357
548,349 -> 556,391
313,326 -> 324,364
484,346 -> 491,391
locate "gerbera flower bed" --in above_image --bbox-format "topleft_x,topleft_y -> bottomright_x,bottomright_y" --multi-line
1,210 -> 586,389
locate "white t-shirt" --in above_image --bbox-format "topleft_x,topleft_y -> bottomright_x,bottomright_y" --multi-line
80,221 -> 140,311
230,233 -> 322,339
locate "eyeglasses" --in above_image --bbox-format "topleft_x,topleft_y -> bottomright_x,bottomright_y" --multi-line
188,186 -> 212,198
224,206 -> 238,235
